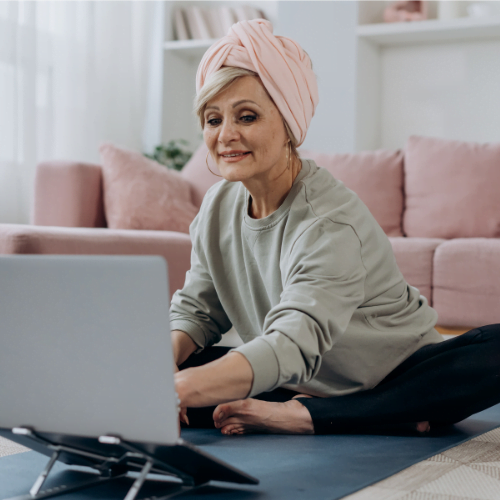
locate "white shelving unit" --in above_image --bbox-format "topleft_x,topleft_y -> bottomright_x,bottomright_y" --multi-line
355,1 -> 500,152
149,1 -> 500,156
357,15 -> 500,46
163,38 -> 217,60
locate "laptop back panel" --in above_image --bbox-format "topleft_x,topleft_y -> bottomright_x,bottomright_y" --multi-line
0,255 -> 179,445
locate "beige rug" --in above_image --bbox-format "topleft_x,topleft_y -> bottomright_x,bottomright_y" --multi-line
2,428 -> 500,499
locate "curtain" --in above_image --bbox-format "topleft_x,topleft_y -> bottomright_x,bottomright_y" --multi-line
0,1 -> 160,224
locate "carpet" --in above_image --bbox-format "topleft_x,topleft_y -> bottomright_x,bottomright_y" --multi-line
2,404 -> 500,500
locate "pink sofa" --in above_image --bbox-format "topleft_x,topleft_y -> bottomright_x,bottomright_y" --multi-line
1,135 -> 499,332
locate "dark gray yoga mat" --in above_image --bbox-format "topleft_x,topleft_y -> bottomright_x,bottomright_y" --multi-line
2,403 -> 500,500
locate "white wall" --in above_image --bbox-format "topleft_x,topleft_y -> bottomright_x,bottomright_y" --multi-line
380,39 -> 500,149
276,1 -> 359,154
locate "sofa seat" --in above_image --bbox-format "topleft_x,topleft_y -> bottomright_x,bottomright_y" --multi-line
0,224 -> 192,298
389,237 -> 445,305
433,238 -> 500,327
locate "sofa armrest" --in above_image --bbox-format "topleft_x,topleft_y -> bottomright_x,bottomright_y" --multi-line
33,160 -> 106,228
0,224 -> 191,297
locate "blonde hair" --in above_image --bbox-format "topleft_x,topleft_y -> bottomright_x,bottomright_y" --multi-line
194,66 -> 299,159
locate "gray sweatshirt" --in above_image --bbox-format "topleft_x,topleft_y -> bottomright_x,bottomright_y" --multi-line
170,158 -> 443,398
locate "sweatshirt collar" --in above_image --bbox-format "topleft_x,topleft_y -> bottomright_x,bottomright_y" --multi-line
243,158 -> 312,230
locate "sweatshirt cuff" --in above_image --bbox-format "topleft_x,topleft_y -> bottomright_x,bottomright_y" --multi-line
169,319 -> 207,354
232,338 -> 280,397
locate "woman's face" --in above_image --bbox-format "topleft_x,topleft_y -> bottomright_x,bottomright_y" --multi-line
203,76 -> 289,183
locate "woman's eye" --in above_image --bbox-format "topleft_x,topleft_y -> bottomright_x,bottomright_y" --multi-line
207,118 -> 221,127
241,114 -> 256,123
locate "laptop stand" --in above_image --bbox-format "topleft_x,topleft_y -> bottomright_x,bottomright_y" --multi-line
2,427 -> 258,500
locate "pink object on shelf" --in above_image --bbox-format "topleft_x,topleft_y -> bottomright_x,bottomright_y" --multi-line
383,1 -> 428,22
99,143 -> 198,234
403,135 -> 500,239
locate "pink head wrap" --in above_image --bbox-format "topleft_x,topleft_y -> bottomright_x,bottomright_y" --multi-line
196,19 -> 319,147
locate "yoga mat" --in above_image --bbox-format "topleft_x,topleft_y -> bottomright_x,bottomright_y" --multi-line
2,403 -> 500,500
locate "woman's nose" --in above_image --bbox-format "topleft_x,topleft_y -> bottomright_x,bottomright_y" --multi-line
218,119 -> 240,144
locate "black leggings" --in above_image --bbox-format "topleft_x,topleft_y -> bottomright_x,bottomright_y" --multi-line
179,324 -> 500,434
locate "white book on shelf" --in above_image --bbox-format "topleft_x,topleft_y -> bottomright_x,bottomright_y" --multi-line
243,5 -> 264,21
186,5 -> 212,40
173,7 -> 190,41
206,8 -> 225,39
233,6 -> 248,23
184,6 -> 200,39
219,6 -> 236,35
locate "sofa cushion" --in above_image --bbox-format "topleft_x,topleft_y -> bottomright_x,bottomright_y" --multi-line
403,135 -> 500,239
301,149 -> 404,236
389,237 -> 444,305
433,238 -> 500,327
181,142 -> 222,209
99,143 -> 198,233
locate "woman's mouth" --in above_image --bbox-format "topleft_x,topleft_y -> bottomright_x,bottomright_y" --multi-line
220,151 -> 251,163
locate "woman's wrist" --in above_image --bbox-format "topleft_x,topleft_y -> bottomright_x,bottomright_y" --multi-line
175,351 -> 254,408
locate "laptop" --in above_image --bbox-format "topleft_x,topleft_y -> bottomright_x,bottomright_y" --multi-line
0,255 -> 258,500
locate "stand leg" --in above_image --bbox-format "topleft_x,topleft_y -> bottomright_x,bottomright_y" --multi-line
123,459 -> 153,500
6,471 -> 125,500
30,451 -> 59,496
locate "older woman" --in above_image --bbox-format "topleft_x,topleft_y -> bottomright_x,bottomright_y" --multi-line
170,20 -> 500,435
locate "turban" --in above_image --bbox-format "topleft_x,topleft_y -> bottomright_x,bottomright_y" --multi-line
196,19 -> 319,147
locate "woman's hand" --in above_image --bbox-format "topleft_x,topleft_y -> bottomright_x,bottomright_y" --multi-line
175,351 -> 254,408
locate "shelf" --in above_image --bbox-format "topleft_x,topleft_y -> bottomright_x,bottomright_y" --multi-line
357,16 -> 500,46
163,39 -> 218,60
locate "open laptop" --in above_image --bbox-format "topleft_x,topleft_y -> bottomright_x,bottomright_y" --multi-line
0,255 -> 258,500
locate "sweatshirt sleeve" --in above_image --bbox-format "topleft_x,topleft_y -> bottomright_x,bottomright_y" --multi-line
169,212 -> 232,352
233,219 -> 366,397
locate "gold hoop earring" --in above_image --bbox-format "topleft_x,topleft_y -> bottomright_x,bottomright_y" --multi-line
206,151 -> 222,178
287,142 -> 291,170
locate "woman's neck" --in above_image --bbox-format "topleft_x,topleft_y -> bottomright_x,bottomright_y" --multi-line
246,156 -> 302,219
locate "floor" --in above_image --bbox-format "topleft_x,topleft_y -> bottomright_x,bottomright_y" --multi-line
2,426 -> 500,500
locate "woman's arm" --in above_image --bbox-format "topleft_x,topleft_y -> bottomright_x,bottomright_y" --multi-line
175,351 -> 254,408
171,330 -> 198,366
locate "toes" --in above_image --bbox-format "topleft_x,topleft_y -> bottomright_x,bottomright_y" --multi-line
213,400 -> 246,425
416,421 -> 431,433
221,424 -> 246,436
212,403 -> 233,424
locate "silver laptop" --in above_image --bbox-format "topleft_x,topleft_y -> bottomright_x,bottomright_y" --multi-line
0,255 -> 257,500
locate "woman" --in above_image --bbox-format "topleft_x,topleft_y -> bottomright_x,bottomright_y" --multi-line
170,20 -> 500,436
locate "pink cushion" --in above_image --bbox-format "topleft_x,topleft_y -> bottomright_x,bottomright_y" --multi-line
403,135 -> 500,239
433,238 -> 500,327
99,143 -> 198,233
300,149 -> 404,236
181,142 -> 222,209
389,237 -> 445,305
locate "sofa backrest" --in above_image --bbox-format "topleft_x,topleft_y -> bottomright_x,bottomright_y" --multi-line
181,143 -> 405,237
300,149 -> 405,237
404,135 -> 500,239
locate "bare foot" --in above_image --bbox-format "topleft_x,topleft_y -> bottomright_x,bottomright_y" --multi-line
213,397 -> 314,435
416,421 -> 431,433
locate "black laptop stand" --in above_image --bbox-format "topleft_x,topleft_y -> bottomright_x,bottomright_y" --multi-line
1,427 -> 258,500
